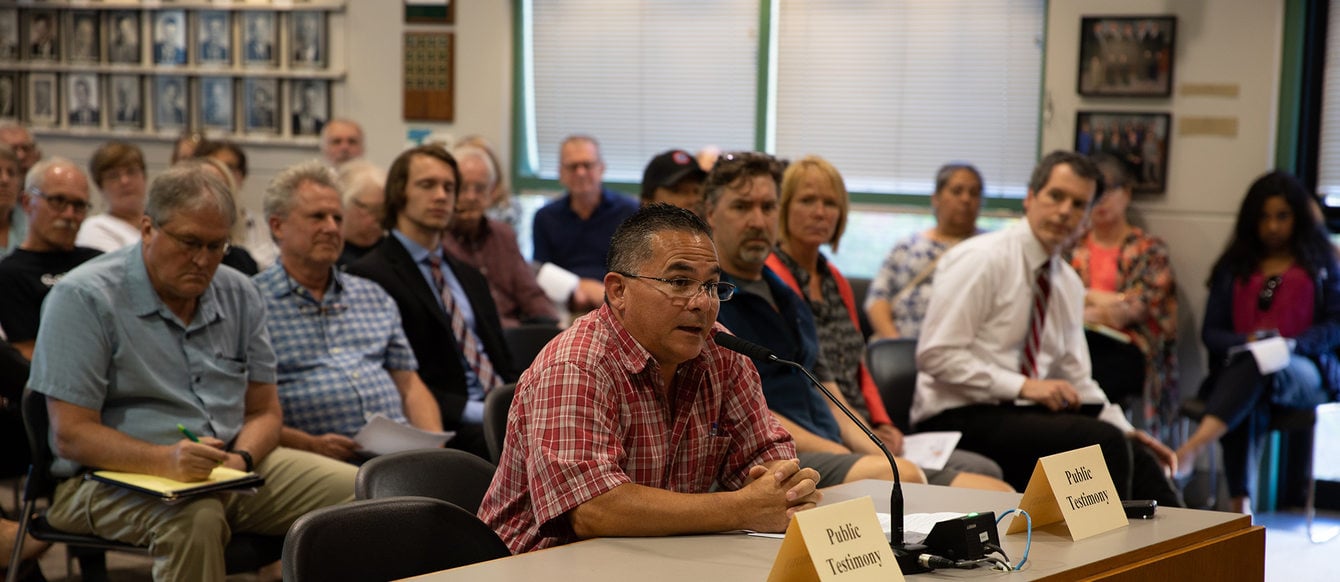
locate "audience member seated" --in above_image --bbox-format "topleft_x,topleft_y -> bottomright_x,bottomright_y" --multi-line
767,155 -> 1008,490
0,158 -> 101,359
335,160 -> 386,267
1176,171 -> 1340,513
458,135 -> 523,230
0,144 -> 25,258
77,141 -> 149,252
195,140 -> 279,270
256,160 -> 443,462
348,145 -> 517,459
190,156 -> 260,275
443,144 -> 558,327
706,152 -> 925,487
531,135 -> 639,312
320,118 -> 365,168
640,149 -> 708,217
479,204 -> 819,553
170,131 -> 204,165
1068,153 -> 1179,437
866,163 -> 984,339
913,151 -> 1182,508
29,165 -> 356,582
0,123 -> 40,182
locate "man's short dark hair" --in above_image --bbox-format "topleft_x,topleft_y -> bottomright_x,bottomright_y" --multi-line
607,203 -> 712,275
1027,150 -> 1104,205
382,144 -> 459,231
702,151 -> 785,211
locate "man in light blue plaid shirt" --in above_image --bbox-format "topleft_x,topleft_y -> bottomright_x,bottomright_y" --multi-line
254,160 -> 442,461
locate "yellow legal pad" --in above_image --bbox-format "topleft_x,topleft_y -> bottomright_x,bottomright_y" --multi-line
87,466 -> 265,501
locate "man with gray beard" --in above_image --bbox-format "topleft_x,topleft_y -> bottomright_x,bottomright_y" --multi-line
0,158 -> 100,359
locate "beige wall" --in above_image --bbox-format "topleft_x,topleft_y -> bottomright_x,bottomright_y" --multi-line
1044,0 -> 1285,388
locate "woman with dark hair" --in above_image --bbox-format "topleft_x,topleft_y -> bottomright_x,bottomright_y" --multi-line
865,162 -> 984,339
1176,171 -> 1340,512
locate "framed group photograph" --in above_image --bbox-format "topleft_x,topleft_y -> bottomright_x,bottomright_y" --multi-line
243,77 -> 279,134
109,75 -> 143,129
290,79 -> 328,136
1075,111 -> 1170,194
197,11 -> 232,66
27,73 -> 57,127
201,76 -> 234,130
68,10 -> 100,63
155,75 -> 189,132
108,11 -> 141,64
242,12 -> 277,67
1078,16 -> 1176,98
67,73 -> 101,127
290,11 -> 326,68
0,73 -> 17,120
153,10 -> 188,65
26,10 -> 60,62
0,9 -> 17,60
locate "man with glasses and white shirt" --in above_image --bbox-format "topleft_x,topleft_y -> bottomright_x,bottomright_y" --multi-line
0,158 -> 100,359
481,203 -> 819,554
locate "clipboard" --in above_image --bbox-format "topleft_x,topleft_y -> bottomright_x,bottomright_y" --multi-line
88,466 -> 265,501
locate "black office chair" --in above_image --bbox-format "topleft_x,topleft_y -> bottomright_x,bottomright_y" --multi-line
483,383 -> 516,464
281,496 -> 511,581
866,338 -> 919,432
846,277 -> 874,341
503,323 -> 562,371
5,390 -> 282,582
355,448 -> 497,513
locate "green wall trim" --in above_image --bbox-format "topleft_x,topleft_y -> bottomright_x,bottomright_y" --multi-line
510,0 -> 530,186
753,0 -> 774,151
1275,0 -> 1307,171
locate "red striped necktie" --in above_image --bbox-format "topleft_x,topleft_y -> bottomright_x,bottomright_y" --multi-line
426,255 -> 504,392
1021,259 -> 1052,378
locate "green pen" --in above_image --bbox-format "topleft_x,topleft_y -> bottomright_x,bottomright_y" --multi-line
177,423 -> 201,443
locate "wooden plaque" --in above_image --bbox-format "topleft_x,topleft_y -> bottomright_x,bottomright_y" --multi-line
403,31 -> 453,122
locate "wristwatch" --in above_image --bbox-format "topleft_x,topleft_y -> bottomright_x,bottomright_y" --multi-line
234,449 -> 255,472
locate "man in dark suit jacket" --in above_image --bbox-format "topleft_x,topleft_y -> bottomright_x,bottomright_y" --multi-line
347,145 -> 516,458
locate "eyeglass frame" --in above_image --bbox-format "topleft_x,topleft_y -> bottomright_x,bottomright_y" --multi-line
614,271 -> 736,302
26,186 -> 91,214
154,222 -> 232,258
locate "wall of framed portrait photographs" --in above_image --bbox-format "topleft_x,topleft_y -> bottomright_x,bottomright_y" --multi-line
0,0 -> 345,143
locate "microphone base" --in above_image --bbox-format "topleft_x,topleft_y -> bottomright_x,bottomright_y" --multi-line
893,542 -> 933,574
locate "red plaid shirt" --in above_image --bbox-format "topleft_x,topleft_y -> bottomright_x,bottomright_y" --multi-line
479,304 -> 795,553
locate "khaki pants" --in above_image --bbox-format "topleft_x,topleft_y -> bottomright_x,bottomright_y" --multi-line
47,447 -> 356,582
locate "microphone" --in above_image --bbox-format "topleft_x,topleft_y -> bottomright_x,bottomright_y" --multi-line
713,333 -> 930,574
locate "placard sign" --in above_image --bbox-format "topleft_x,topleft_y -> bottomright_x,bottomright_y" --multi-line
767,496 -> 903,582
1007,444 -> 1128,541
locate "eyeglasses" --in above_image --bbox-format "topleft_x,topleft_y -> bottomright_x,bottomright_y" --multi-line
349,198 -> 384,219
27,187 -> 91,214
156,226 -> 231,258
616,272 -> 736,302
1258,275 -> 1283,312
561,161 -> 601,173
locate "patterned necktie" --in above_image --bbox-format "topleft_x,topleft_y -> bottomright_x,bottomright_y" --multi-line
1021,259 -> 1052,378
426,255 -> 503,392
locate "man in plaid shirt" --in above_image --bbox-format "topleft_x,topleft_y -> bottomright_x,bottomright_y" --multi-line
480,204 -> 821,553
254,160 -> 442,461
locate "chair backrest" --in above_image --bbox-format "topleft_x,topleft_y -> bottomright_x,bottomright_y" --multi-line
503,323 -> 562,370
354,448 -> 497,513
846,277 -> 874,340
483,383 -> 516,464
866,338 -> 919,433
20,389 -> 57,500
281,496 -> 510,582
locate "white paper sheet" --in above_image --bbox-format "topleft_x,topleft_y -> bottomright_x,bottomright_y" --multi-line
748,511 -> 966,542
1245,336 -> 1292,375
535,262 -> 580,303
900,431 -> 961,470
353,414 -> 454,456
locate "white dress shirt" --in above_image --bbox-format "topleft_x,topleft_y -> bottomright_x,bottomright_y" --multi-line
76,214 -> 141,253
912,220 -> 1132,432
